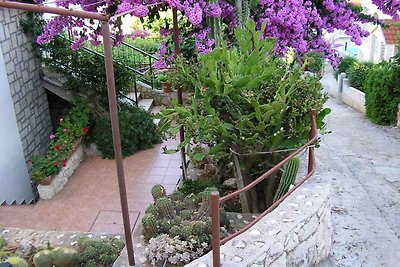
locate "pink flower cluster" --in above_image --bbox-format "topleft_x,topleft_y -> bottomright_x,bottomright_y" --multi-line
37,0 -> 399,65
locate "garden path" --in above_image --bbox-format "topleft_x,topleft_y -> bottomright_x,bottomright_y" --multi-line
0,138 -> 182,234
316,97 -> 400,267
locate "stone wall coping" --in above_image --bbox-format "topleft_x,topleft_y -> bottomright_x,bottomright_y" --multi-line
187,181 -> 331,267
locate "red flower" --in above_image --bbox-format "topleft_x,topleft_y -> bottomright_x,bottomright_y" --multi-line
53,161 -> 58,167
82,127 -> 89,133
55,145 -> 60,150
61,159 -> 67,167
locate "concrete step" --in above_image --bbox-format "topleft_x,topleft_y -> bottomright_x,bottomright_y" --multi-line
125,92 -> 141,102
138,98 -> 154,112
150,106 -> 162,125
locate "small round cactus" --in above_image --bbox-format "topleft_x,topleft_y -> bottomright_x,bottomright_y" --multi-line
180,210 -> 193,220
170,190 -> 184,202
151,184 -> 166,201
169,225 -> 181,237
193,221 -> 207,236
159,219 -> 172,232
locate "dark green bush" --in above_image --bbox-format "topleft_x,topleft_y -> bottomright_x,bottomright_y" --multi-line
78,237 -> 125,267
335,56 -> 357,79
178,179 -> 215,195
92,105 -> 161,159
347,62 -> 374,92
364,61 -> 400,125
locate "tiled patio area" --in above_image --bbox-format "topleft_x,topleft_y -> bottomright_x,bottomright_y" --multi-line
0,138 -> 182,234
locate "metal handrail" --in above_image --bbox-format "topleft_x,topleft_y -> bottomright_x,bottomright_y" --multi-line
210,109 -> 318,267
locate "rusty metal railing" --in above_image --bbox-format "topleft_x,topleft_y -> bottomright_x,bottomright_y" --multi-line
210,109 -> 318,267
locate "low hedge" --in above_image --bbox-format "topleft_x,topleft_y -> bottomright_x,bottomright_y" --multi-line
364,61 -> 400,125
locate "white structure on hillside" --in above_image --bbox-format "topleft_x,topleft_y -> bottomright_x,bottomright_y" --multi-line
325,0 -> 398,63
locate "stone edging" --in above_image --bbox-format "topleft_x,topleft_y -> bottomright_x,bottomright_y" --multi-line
186,182 -> 332,267
37,143 -> 84,200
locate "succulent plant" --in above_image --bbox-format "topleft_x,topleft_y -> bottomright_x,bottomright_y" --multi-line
155,197 -> 175,219
33,249 -> 53,267
142,185 -> 229,245
6,256 -> 28,267
142,214 -> 158,240
151,184 -> 166,201
51,247 -> 79,267
273,157 -> 300,203
32,247 -> 78,267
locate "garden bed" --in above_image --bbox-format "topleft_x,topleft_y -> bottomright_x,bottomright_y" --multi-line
37,140 -> 85,200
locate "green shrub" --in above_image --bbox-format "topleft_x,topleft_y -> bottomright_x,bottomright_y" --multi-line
78,237 -> 125,267
178,179 -> 215,195
335,56 -> 357,78
304,52 -> 324,73
347,62 -> 374,92
91,105 -> 161,159
364,61 -> 400,125
128,37 -> 161,53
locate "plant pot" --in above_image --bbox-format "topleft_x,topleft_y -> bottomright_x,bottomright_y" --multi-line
162,82 -> 173,93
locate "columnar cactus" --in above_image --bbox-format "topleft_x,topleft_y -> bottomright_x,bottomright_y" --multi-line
155,197 -> 175,219
142,214 -> 158,239
151,184 -> 166,201
273,157 -> 300,203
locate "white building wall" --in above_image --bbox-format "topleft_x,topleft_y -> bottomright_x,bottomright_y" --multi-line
0,44 -> 34,204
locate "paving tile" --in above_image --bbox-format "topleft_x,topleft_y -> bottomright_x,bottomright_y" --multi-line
0,139 -> 180,233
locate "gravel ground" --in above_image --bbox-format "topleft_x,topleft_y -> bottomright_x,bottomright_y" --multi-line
316,97 -> 400,267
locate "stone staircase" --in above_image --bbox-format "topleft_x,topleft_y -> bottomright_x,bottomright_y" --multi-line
122,88 -> 161,124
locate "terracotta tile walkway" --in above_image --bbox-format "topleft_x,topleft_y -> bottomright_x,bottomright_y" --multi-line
0,139 -> 182,234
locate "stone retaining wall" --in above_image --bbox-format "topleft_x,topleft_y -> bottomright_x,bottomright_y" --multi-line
187,182 -> 332,267
136,82 -> 191,107
0,10 -> 52,163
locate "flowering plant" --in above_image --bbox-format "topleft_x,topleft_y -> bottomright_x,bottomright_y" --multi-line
31,102 -> 92,183
35,0 -> 398,68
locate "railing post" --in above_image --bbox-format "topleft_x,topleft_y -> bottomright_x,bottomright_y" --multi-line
308,109 -> 317,173
211,191 -> 221,267
134,74 -> 139,107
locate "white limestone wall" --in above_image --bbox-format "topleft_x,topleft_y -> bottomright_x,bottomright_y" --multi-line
341,78 -> 366,114
187,183 -> 332,267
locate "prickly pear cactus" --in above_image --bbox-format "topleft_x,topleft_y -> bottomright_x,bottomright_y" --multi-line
273,157 -> 300,203
51,247 -> 79,267
33,249 -> 53,267
151,184 -> 166,201
155,197 -> 175,219
6,256 -> 28,267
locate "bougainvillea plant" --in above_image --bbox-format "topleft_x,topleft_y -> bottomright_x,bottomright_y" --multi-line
36,0 -> 399,66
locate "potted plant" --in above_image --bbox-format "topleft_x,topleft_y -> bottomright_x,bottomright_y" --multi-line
157,74 -> 173,93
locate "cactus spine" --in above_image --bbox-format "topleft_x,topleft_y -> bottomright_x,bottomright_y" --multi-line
273,157 -> 300,203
